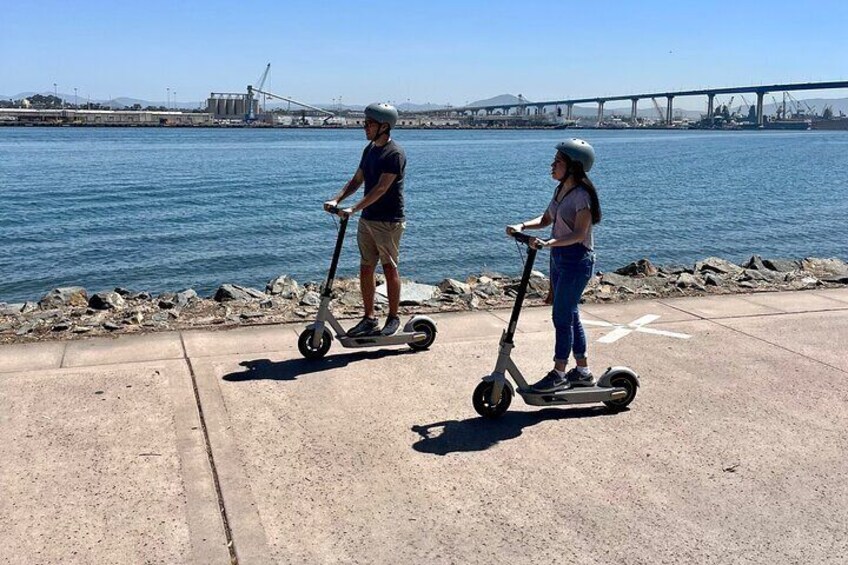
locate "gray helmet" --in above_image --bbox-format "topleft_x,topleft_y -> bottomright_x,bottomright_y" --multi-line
364,102 -> 398,128
555,138 -> 595,172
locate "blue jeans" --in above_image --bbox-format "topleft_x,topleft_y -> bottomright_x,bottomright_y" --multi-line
550,245 -> 595,363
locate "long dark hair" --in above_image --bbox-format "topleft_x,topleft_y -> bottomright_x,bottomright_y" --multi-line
559,154 -> 602,225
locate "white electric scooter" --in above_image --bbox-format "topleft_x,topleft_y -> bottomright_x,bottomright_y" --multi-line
472,231 -> 639,418
298,205 -> 437,359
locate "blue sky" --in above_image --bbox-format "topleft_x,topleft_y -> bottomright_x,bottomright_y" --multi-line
2,0 -> 847,106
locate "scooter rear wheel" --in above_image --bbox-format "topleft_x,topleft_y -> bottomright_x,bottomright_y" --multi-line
298,328 -> 332,360
408,319 -> 437,351
472,380 -> 512,419
603,373 -> 638,411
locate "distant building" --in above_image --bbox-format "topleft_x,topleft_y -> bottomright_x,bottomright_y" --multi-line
207,93 -> 258,121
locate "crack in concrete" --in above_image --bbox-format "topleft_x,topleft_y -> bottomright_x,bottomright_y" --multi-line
179,332 -> 239,564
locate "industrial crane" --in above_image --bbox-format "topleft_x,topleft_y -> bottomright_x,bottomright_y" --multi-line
651,97 -> 664,123
245,63 -> 334,123
246,63 -> 271,122
785,92 -> 815,117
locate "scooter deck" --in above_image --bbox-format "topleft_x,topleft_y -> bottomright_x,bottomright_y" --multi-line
518,385 -> 627,406
338,331 -> 428,348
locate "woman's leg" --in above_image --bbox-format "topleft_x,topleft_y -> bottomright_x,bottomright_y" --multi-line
570,255 -> 595,371
551,260 -> 580,371
571,310 -> 588,368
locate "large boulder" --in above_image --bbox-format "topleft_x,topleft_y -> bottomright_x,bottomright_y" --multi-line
800,258 -> 848,278
763,258 -> 800,272
213,284 -> 267,302
39,287 -> 88,309
300,291 -> 321,307
615,258 -> 658,278
600,272 -> 633,288
695,257 -> 743,276
742,255 -> 768,271
266,275 -> 300,299
175,289 -> 198,308
0,303 -> 25,316
376,281 -> 439,306
676,273 -> 706,290
438,278 -> 471,295
474,280 -> 502,297
659,263 -> 693,275
89,291 -> 126,310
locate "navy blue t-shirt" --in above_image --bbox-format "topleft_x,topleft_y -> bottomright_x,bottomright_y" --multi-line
358,140 -> 405,222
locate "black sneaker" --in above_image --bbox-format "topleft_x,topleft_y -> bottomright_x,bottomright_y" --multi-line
566,367 -> 596,387
530,370 -> 570,393
381,315 -> 401,336
347,317 -> 379,337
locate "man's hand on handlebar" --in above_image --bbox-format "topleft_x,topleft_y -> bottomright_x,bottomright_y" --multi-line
338,207 -> 354,218
323,200 -> 338,213
506,224 -> 523,236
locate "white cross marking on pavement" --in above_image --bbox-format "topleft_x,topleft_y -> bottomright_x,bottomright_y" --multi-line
581,314 -> 692,344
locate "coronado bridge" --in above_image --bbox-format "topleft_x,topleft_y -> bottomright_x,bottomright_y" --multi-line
416,80 -> 848,126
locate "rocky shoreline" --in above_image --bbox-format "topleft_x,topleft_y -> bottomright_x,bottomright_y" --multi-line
2,255 -> 847,346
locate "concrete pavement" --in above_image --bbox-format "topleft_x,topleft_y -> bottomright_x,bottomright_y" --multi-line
1,289 -> 847,564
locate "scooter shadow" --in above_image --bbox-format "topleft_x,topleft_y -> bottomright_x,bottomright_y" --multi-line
411,407 -> 625,456
222,348 -> 417,382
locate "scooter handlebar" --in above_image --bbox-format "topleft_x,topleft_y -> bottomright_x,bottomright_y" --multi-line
325,205 -> 341,215
511,231 -> 533,245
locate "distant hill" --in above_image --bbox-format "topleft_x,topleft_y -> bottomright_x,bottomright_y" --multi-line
3,92 -> 202,109
467,94 -> 532,107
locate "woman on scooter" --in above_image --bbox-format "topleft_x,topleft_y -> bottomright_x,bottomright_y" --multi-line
506,139 -> 601,392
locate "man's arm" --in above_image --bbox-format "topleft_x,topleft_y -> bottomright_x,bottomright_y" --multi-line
325,169 -> 365,209
347,172 -> 397,214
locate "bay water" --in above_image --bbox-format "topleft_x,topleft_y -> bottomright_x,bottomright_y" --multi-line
1,127 -> 846,303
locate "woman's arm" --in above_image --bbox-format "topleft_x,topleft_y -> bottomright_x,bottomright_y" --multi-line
506,210 -> 553,235
534,208 -> 591,248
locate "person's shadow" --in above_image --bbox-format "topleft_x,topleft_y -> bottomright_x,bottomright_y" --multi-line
222,348 -> 416,382
411,407 -> 623,455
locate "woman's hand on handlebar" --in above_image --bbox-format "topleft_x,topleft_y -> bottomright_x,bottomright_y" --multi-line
506,223 -> 523,236
529,237 -> 550,250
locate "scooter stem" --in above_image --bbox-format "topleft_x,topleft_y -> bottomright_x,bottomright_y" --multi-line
323,214 -> 349,297
504,244 -> 537,344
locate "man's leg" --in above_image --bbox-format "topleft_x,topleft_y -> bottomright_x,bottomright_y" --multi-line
360,264 -> 377,318
346,219 -> 381,337
383,263 -> 401,317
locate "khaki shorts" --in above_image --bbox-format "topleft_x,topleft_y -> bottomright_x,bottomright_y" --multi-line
357,218 -> 405,268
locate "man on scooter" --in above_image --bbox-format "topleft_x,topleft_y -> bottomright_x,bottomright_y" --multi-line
324,102 -> 406,337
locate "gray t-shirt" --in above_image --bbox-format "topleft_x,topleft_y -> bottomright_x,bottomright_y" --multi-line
546,185 -> 594,250
358,140 -> 405,222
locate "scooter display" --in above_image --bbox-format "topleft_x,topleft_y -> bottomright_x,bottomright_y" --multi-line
297,206 -> 437,359
472,231 -> 639,418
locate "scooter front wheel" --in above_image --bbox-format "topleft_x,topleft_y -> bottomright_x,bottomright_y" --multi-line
298,328 -> 332,360
472,380 -> 512,419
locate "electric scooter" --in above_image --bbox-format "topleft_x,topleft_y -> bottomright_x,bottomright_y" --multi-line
472,231 -> 639,418
297,206 -> 437,359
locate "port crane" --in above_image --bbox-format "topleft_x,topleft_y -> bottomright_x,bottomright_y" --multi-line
245,63 -> 335,123
246,63 -> 271,122
651,97 -> 664,123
